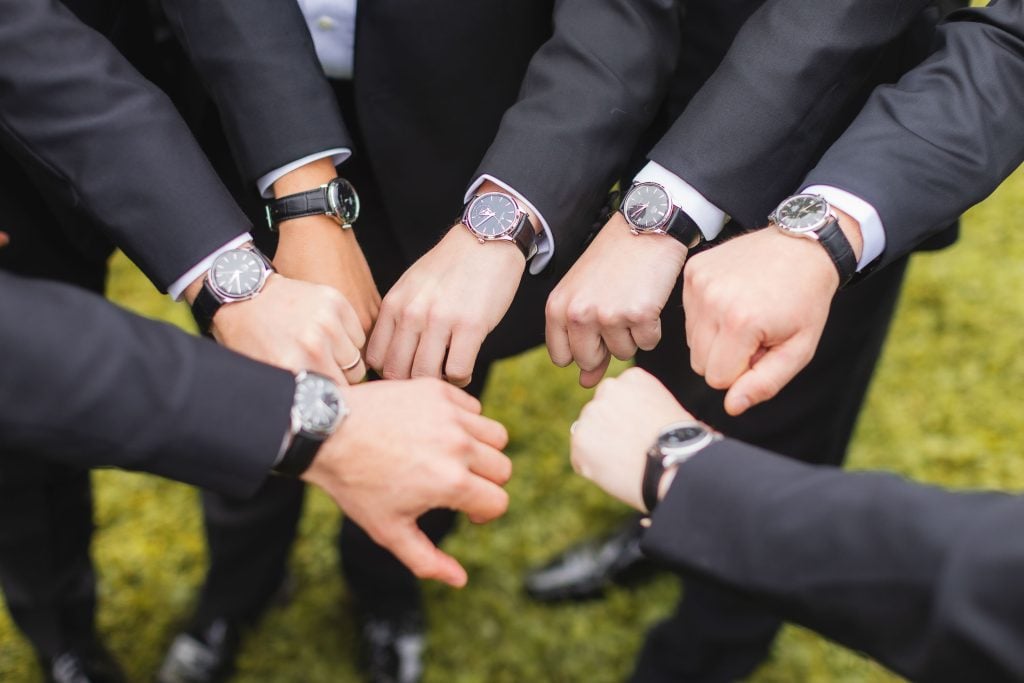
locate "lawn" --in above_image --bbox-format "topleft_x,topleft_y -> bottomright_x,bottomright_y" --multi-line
1,168 -> 1022,682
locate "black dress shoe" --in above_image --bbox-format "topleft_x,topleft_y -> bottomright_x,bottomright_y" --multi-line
359,611 -> 425,683
524,516 -> 660,603
155,619 -> 242,683
43,640 -> 127,683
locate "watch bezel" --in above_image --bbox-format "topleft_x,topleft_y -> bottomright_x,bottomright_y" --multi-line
621,181 -> 676,234
770,193 -> 832,237
326,177 -> 360,228
206,247 -> 273,303
462,191 -> 526,242
291,370 -> 348,440
655,420 -> 718,468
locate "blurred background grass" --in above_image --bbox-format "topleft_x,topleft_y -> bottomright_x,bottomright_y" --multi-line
1,167 -> 1022,682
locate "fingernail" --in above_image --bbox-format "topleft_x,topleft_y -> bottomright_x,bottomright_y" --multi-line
732,395 -> 751,413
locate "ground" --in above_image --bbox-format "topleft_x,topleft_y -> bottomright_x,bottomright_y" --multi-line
1,168 -> 1022,682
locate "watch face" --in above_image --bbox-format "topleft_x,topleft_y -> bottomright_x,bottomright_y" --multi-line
295,373 -> 345,437
330,178 -> 361,225
622,183 -> 672,231
210,249 -> 267,299
776,194 -> 829,232
466,193 -> 520,238
658,422 -> 712,460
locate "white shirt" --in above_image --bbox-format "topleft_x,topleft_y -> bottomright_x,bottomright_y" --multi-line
169,0 -> 555,298
633,161 -> 885,270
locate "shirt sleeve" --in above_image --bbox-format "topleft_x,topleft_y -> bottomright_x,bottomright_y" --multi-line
256,148 -> 352,198
633,161 -> 729,241
802,184 -> 886,271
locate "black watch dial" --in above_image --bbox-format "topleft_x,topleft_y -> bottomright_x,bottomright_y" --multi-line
466,192 -> 520,238
209,249 -> 268,300
776,194 -> 829,232
294,372 -> 345,438
329,177 -> 361,225
622,182 -> 672,231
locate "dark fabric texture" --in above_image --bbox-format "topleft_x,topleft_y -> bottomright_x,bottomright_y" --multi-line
804,0 -> 1024,274
643,440 -> 1024,682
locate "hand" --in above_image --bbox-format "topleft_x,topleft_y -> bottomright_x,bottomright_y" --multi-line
0,231 -> 8,249
272,159 -> 381,336
546,213 -> 687,388
366,224 -> 526,387
302,378 -> 512,588
571,367 -> 690,511
206,274 -> 368,385
682,210 -> 862,415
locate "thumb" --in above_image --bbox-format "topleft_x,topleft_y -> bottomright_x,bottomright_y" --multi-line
579,353 -> 612,389
723,337 -> 814,416
378,520 -> 469,589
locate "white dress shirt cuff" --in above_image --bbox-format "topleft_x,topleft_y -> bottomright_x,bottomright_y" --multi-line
802,185 -> 886,271
633,161 -> 729,241
465,175 -> 554,274
167,233 -> 253,301
257,148 -> 352,198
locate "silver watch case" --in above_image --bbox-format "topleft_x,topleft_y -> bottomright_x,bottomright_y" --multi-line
462,191 -> 528,244
290,370 -> 349,441
653,420 -> 721,469
769,193 -> 834,241
621,181 -> 680,236
205,246 -> 275,304
326,177 -> 360,229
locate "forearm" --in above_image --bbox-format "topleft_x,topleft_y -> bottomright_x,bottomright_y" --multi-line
644,441 -> 1020,679
0,273 -> 293,496
0,0 -> 250,292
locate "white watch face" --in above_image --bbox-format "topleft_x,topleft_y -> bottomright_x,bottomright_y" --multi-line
466,193 -> 519,238
777,194 -> 829,232
622,183 -> 672,231
210,249 -> 266,299
295,373 -> 345,437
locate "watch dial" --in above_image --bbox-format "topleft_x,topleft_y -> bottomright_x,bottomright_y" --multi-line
660,425 -> 707,449
467,193 -> 519,238
296,375 -> 344,436
778,195 -> 828,231
623,183 -> 671,230
333,178 -> 360,224
211,250 -> 265,298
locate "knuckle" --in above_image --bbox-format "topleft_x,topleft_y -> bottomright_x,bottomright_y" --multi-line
565,302 -> 594,326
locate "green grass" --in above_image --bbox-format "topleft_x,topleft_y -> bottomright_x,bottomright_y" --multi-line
2,168 -> 1023,682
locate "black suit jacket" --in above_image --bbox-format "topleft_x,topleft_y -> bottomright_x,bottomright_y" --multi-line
642,440 -> 1024,682
0,0 -> 255,292
647,0 -> 947,230
0,271 -> 292,496
804,0 -> 1024,273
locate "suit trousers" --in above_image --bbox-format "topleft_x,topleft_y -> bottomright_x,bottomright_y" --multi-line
0,154 -> 111,657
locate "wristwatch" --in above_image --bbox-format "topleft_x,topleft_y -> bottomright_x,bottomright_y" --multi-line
273,370 -> 349,477
265,177 -> 360,230
620,181 -> 704,249
461,191 -> 538,260
190,245 -> 275,337
768,193 -> 857,286
642,420 -> 721,514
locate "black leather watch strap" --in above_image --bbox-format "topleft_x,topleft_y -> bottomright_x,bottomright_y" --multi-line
664,207 -> 703,249
642,447 -> 666,514
191,283 -> 223,338
266,187 -> 331,229
272,433 -> 323,478
817,217 -> 857,287
511,215 -> 538,261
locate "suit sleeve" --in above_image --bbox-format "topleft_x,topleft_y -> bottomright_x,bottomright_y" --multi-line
803,0 -> 1024,273
649,0 -> 934,228
473,0 -> 682,256
158,0 -> 352,185
0,271 -> 294,497
0,0 -> 252,291
642,439 -> 1024,681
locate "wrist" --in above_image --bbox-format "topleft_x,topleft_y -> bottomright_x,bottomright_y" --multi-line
272,157 -> 338,198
